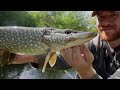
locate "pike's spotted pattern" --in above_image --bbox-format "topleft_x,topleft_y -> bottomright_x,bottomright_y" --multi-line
0,26 -> 96,55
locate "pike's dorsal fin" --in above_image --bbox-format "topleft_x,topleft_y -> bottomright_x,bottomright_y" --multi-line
49,52 -> 57,67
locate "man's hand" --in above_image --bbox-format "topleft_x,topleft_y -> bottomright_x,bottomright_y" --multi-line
60,44 -> 96,79
0,49 -> 39,64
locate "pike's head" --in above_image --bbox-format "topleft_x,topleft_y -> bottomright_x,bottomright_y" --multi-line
43,29 -> 97,52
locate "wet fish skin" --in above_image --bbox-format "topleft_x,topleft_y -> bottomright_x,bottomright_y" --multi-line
0,26 -> 96,55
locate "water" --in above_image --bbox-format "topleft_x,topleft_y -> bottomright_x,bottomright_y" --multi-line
0,63 -> 76,79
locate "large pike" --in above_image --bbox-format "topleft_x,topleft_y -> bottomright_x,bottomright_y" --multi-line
0,26 -> 96,72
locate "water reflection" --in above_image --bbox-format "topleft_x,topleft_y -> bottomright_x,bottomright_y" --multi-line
1,63 -> 76,79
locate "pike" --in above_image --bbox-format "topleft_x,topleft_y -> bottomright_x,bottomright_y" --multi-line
0,26 -> 96,72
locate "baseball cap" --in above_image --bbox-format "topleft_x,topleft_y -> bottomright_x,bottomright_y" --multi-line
92,11 -> 120,17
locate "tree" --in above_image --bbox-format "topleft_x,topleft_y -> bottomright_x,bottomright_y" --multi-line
0,11 -> 37,27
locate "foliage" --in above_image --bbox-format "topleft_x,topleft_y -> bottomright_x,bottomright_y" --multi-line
29,11 -> 97,32
0,11 -> 97,32
0,11 -> 37,27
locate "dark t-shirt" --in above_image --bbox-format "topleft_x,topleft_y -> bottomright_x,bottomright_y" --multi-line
86,35 -> 120,79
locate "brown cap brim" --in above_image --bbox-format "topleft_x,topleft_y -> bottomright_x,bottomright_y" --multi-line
92,11 -> 120,17
92,11 -> 97,17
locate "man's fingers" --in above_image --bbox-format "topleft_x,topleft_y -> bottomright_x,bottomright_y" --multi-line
72,46 -> 86,65
60,48 -> 72,63
79,44 -> 94,64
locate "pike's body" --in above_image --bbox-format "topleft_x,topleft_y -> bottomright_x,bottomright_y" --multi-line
0,26 -> 96,55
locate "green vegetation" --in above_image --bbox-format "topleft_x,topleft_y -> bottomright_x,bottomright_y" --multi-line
0,11 -> 37,27
0,11 -> 97,32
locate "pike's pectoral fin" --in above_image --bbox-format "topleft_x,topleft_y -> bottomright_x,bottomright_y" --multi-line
42,51 -> 57,73
49,52 -> 57,67
42,51 -> 51,73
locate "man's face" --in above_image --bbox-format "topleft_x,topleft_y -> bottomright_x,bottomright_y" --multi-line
96,11 -> 120,42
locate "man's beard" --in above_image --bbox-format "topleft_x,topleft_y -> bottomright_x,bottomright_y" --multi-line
106,33 -> 120,42
99,32 -> 120,42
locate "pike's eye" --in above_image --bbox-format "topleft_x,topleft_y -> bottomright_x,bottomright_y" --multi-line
64,30 -> 72,34
64,30 -> 78,34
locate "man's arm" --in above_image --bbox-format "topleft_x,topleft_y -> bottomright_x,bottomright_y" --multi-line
0,49 -> 71,70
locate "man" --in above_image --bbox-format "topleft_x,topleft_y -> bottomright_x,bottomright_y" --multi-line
60,11 -> 120,79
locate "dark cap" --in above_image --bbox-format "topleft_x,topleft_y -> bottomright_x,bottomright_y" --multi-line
92,11 -> 120,17
92,11 -> 97,17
